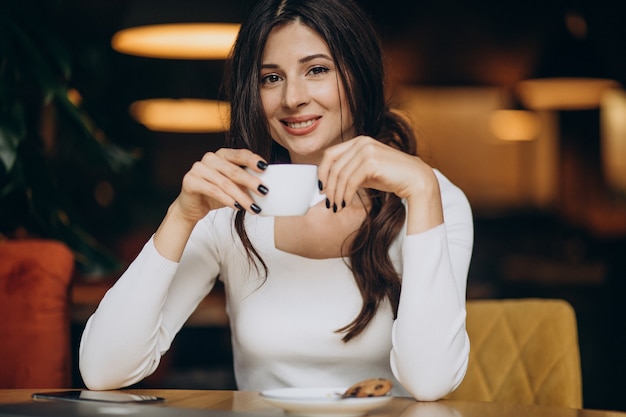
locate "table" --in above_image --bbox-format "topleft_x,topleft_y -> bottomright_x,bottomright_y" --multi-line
1,390 -> 626,417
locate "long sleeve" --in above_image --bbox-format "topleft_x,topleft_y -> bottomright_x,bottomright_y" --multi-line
78,172 -> 473,396
390,171 -> 473,400
79,217 -> 222,390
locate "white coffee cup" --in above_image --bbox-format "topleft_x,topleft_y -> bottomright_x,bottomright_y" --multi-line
247,164 -> 325,216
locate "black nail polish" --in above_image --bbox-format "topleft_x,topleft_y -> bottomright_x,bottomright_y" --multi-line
318,180 -> 323,191
341,200 -> 346,208
234,202 -> 243,210
333,203 -> 337,213
251,204 -> 262,214
325,198 -> 331,209
257,160 -> 268,170
258,184 -> 269,195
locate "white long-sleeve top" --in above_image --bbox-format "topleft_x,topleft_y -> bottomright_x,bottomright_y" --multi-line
79,170 -> 473,400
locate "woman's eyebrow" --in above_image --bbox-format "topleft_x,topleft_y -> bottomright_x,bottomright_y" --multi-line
261,53 -> 333,69
299,53 -> 333,64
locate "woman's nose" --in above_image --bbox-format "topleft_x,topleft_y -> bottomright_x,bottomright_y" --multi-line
281,78 -> 309,109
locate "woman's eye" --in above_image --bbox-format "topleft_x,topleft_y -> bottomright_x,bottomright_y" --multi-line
261,73 -> 281,84
309,66 -> 329,76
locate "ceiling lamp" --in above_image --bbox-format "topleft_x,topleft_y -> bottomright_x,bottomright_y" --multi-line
517,78 -> 619,111
489,109 -> 540,142
600,88 -> 626,192
517,10 -> 620,111
115,0 -> 244,132
111,23 -> 240,60
130,99 -> 230,133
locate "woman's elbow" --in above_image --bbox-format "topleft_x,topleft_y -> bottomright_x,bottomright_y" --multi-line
392,348 -> 469,401
79,346 -> 142,391
402,377 -> 462,402
79,364 -> 118,391
78,350 -> 127,391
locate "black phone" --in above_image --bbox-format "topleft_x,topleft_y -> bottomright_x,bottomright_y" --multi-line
32,390 -> 166,404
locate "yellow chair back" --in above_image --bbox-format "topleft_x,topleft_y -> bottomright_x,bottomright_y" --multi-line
445,298 -> 582,409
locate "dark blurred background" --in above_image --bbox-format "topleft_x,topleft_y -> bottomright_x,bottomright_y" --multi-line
4,0 -> 626,411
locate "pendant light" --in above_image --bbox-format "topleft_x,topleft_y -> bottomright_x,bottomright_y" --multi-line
112,23 -> 240,60
517,10 -> 620,111
112,0 -> 249,132
111,0 -> 245,60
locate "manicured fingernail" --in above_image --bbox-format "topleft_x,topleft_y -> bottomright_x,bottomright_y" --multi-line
341,200 -> 346,208
333,203 -> 337,213
251,204 -> 262,214
258,184 -> 269,195
234,202 -> 243,210
325,198 -> 331,209
318,180 -> 323,191
257,160 -> 268,170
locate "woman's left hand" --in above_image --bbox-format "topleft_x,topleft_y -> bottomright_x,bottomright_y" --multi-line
317,136 -> 444,233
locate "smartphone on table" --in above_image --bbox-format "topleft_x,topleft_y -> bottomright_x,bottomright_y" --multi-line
32,390 -> 165,404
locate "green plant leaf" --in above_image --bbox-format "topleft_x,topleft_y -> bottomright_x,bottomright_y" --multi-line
0,1 -> 135,276
0,125 -> 20,173
53,92 -> 137,172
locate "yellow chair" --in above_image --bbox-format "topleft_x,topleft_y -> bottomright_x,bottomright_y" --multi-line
445,298 -> 582,409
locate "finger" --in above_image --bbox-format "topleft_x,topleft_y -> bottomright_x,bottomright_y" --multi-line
215,148 -> 268,172
321,140 -> 363,211
333,153 -> 370,211
191,154 -> 262,214
202,151 -> 268,198
210,150 -> 270,201
318,140 -> 354,192
318,142 -> 349,209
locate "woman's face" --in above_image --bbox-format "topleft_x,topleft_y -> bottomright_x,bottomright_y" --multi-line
259,21 -> 355,164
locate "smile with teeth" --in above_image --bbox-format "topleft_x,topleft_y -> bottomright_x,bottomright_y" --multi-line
283,117 -> 319,129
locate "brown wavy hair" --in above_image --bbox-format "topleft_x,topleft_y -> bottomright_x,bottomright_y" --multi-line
223,0 -> 417,342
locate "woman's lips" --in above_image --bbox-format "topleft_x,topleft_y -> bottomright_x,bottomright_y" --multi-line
281,116 -> 321,135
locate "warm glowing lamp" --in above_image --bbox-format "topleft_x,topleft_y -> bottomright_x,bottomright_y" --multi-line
517,10 -> 620,111
112,23 -> 240,60
130,99 -> 230,133
517,78 -> 619,111
489,109 -> 540,141
600,88 -> 626,192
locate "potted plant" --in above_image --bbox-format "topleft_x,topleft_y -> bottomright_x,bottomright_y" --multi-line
0,1 -> 135,275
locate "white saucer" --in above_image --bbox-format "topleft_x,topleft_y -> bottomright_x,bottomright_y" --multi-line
259,387 -> 392,417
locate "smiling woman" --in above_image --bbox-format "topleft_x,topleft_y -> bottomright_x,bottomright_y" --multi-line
78,0 -> 474,402
259,22 -> 353,164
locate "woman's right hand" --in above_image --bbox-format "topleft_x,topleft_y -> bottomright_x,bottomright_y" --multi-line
154,148 -> 267,261
174,148 -> 268,223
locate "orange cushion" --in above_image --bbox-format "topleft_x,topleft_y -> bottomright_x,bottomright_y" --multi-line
0,239 -> 74,388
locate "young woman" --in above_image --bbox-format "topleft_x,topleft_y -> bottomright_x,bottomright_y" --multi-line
79,0 -> 473,400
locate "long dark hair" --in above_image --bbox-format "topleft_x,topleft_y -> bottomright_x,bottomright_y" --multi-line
224,0 -> 418,342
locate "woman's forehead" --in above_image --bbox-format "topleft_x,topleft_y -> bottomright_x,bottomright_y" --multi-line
262,21 -> 332,62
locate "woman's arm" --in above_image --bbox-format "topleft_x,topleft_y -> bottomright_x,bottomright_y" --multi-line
153,149 -> 269,262
317,136 -> 472,400
390,171 -> 473,400
78,217 -> 222,390
79,148 -> 269,390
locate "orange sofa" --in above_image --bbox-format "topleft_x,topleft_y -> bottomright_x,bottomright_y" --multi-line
0,239 -> 74,388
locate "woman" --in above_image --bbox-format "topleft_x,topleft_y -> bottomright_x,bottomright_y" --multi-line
79,0 -> 473,401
